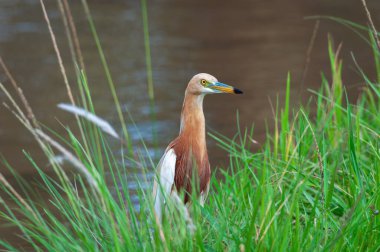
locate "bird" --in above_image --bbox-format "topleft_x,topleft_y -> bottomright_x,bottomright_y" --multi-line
152,73 -> 243,222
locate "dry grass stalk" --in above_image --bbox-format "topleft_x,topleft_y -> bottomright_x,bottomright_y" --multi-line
0,57 -> 38,128
2,80 -> 100,206
57,0 -> 78,74
62,0 -> 85,71
361,0 -> 380,50
152,207 -> 169,252
35,129 -> 100,193
58,103 -> 120,139
39,0 -> 75,106
40,0 -> 95,158
0,172 -> 39,220
0,84 -> 32,129
57,0 -> 86,73
300,20 -> 320,91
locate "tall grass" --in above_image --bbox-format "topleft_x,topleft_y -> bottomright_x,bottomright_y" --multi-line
1,1 -> 380,251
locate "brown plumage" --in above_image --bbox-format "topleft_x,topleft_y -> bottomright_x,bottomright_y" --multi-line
153,73 -> 242,221
169,89 -> 210,203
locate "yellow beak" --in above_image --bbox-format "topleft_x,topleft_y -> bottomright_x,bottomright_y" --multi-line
210,82 -> 243,94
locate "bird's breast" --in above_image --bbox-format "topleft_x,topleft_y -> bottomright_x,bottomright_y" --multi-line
171,137 -> 210,203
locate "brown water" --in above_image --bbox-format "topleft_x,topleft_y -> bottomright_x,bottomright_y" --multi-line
0,0 -> 378,246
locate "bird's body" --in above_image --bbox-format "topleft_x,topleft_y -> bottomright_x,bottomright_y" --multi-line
153,73 -> 242,221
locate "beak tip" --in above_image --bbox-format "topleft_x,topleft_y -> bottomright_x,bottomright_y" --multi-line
233,88 -> 243,94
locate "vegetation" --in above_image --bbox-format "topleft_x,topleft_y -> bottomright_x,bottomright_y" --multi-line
0,1 -> 379,251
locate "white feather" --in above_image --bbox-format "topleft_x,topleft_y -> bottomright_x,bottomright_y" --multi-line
152,148 -> 176,223
57,103 -> 120,139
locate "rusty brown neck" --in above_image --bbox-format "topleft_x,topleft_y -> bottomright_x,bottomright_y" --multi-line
172,89 -> 211,203
179,91 -> 207,159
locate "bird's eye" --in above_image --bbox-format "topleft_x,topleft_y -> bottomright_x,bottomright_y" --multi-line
201,79 -> 207,86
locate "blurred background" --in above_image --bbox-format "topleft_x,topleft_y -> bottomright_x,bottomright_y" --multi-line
0,0 -> 378,181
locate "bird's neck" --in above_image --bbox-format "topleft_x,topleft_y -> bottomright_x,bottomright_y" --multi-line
179,92 -> 207,155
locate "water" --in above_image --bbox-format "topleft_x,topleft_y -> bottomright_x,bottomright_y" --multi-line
0,0 -> 378,246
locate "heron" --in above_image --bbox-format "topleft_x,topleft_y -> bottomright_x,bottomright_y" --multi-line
152,73 -> 243,222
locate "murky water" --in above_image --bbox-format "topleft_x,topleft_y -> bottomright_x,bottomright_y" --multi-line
0,0 -> 378,246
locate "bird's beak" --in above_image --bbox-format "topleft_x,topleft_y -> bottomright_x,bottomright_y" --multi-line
210,82 -> 243,94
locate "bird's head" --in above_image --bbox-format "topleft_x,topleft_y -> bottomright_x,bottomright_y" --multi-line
187,73 -> 243,95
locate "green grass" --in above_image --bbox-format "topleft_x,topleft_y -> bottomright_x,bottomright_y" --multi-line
1,2 -> 380,251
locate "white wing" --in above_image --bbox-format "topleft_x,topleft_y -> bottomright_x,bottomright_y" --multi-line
152,148 -> 176,223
